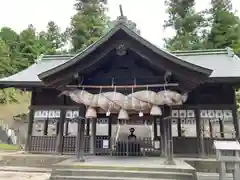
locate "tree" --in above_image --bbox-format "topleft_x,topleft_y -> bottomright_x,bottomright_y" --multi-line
0,27 -> 25,73
0,38 -> 13,77
46,21 -> 65,50
69,0 -> 109,52
164,0 -> 205,50
0,27 -> 19,53
206,0 -> 240,52
19,24 -> 39,65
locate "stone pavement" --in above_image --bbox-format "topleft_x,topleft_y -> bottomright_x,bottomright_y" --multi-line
0,171 -> 50,180
197,172 -> 233,180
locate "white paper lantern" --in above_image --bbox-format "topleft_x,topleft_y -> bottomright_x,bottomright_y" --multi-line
150,105 -> 162,116
85,107 -> 97,118
118,109 -> 129,120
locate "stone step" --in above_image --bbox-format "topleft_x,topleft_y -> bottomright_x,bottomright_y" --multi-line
55,164 -> 196,174
50,175 -> 178,180
51,168 -> 194,180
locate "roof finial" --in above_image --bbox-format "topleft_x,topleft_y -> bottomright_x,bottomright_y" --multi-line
119,4 -> 124,16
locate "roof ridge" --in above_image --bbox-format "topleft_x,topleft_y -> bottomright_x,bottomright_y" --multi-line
43,54 -> 76,58
172,48 -> 228,55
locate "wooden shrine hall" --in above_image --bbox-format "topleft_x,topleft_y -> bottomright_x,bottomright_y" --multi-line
0,14 -> 240,163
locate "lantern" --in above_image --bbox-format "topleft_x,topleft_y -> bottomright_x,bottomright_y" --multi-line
118,109 -> 129,120
150,105 -> 162,116
85,107 -> 97,118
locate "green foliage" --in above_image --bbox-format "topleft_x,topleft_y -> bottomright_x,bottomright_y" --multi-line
0,38 -> 12,76
69,0 -> 109,51
0,88 -> 19,104
205,0 -> 240,52
0,1 -> 109,104
164,0 -> 240,108
164,0 -> 205,50
164,0 -> 240,52
46,21 -> 67,50
0,22 -> 67,104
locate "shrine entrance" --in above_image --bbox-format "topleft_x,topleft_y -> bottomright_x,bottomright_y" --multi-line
33,12 -> 212,165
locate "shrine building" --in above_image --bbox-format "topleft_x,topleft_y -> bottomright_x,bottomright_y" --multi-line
0,15 -> 240,163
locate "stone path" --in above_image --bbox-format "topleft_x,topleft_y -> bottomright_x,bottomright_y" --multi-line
0,171 -> 50,180
197,172 -> 233,180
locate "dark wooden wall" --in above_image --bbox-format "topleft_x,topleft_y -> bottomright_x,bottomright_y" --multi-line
31,83 -> 235,106
32,88 -> 78,106
186,83 -> 234,105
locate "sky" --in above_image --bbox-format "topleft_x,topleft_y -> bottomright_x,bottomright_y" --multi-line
0,0 -> 240,47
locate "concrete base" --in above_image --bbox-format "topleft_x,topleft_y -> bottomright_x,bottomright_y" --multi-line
52,156 -> 197,180
55,156 -> 194,170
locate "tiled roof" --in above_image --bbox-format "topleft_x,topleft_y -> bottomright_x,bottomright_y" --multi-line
175,48 -> 240,78
0,55 -> 73,86
0,48 -> 239,86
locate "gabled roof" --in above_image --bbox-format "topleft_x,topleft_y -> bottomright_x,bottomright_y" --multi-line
0,55 -> 72,87
0,48 -> 239,88
38,21 -> 212,81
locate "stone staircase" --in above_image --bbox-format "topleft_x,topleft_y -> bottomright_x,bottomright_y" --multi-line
50,166 -> 196,180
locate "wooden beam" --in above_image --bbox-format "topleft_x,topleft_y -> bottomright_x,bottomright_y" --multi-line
66,83 -> 179,89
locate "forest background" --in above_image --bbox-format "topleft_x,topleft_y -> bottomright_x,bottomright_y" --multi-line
1,0 -> 240,108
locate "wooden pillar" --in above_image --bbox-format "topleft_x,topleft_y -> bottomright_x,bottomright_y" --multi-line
177,118 -> 181,137
232,86 -> 240,139
25,108 -> 34,152
43,118 -> 48,136
108,116 -> 112,137
90,118 -> 97,154
160,116 -> 165,156
153,117 -> 157,140
56,122 -> 59,135
56,109 -> 65,154
65,122 -> 69,136
86,119 -> 90,136
76,106 -> 86,161
108,116 -> 112,149
164,105 -> 174,165
25,88 -> 35,152
163,120 -> 168,157
233,106 -> 239,139
208,119 -> 213,138
219,118 -> 225,138
195,107 -> 204,157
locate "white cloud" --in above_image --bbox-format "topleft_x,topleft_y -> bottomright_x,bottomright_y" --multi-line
0,0 -> 240,47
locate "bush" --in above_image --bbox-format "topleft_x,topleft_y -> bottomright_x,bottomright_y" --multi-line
0,88 -> 19,104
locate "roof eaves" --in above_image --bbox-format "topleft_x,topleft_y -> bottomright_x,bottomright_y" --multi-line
0,81 -> 43,88
42,54 -> 76,60
172,48 -> 227,54
119,25 -> 213,76
39,21 -> 213,80
38,23 -> 124,80
173,50 -> 227,56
